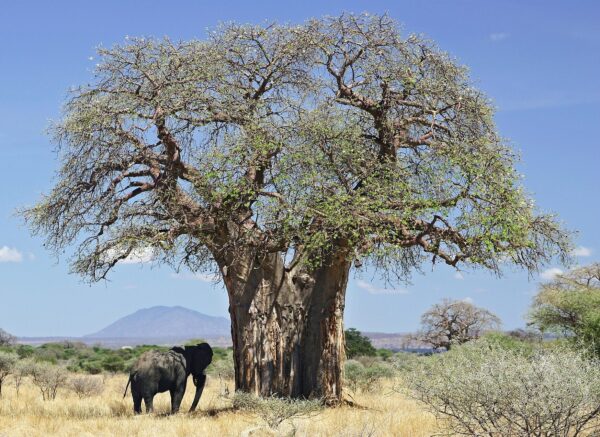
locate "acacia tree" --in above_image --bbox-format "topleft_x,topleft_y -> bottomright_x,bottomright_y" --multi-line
23,14 -> 570,402
416,299 -> 501,350
529,263 -> 600,354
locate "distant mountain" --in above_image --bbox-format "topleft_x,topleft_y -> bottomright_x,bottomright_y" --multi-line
85,306 -> 230,339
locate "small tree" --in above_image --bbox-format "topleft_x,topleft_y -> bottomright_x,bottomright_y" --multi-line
29,362 -> 68,400
13,359 -> 34,396
529,263 -> 600,355
0,351 -> 18,397
0,328 -> 15,347
416,299 -> 500,350
345,328 -> 376,358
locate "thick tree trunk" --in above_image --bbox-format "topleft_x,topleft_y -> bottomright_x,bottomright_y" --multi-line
217,248 -> 351,403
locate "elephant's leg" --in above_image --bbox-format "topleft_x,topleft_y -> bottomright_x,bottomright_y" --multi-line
144,395 -> 154,413
132,392 -> 143,414
170,387 -> 185,414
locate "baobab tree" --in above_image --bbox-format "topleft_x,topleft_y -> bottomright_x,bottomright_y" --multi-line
416,299 -> 501,350
23,14 -> 570,403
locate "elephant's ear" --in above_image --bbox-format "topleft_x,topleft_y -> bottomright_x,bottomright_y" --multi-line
191,343 -> 213,375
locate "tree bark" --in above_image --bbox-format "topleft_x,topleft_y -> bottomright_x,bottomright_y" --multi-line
217,248 -> 351,403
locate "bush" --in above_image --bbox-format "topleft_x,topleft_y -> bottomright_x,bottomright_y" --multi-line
376,348 -> 393,360
481,331 -> 537,355
100,355 -> 125,373
407,339 -> 600,436
233,392 -> 322,429
0,351 -> 18,397
69,375 -> 104,398
29,362 -> 68,400
344,359 -> 365,392
389,352 -> 422,372
344,358 -> 395,393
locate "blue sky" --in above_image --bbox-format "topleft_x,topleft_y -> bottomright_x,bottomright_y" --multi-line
0,0 -> 598,337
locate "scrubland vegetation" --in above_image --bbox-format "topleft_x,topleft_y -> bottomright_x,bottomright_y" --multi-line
2,331 -> 600,436
2,267 -> 600,434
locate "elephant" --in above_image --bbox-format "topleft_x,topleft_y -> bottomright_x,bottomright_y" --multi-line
123,343 -> 213,414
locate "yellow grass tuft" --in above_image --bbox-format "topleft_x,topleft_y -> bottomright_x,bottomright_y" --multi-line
0,374 -> 437,436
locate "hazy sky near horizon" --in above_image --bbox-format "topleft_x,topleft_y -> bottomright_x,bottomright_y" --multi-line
1,0 -> 599,337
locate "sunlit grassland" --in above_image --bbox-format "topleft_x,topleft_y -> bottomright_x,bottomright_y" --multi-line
0,374 -> 436,436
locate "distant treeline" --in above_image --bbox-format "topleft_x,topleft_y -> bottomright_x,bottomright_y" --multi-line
0,340 -> 231,374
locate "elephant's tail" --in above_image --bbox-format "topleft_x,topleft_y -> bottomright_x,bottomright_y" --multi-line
123,372 -> 136,398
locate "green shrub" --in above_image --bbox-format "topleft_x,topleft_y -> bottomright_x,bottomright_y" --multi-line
344,358 -> 395,393
376,348 -> 393,360
481,331 -> 537,355
390,352 -> 422,372
0,351 -> 18,397
344,359 -> 365,392
407,339 -> 600,436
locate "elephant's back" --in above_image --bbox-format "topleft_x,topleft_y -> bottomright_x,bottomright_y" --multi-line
130,350 -> 186,386
131,350 -> 172,374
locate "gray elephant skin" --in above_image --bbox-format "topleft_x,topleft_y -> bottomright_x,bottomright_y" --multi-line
124,343 -> 213,414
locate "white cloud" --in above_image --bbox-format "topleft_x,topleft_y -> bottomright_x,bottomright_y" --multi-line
0,246 -> 23,263
540,267 -> 563,281
572,246 -> 592,257
356,280 -> 408,295
490,32 -> 509,42
454,272 -> 464,280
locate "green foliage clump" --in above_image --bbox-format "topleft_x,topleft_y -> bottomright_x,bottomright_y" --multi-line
376,348 -> 393,360
529,263 -> 600,357
344,358 -> 396,393
0,351 -> 18,397
389,351 -> 423,373
481,331 -> 538,355
345,328 -> 376,358
407,338 -> 600,436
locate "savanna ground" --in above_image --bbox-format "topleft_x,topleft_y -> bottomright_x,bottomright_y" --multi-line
0,375 -> 436,437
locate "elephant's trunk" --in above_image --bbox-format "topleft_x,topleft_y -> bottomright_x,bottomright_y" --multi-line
189,374 -> 206,412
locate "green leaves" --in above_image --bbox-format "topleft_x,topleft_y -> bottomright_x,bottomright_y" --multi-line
23,14 -> 571,282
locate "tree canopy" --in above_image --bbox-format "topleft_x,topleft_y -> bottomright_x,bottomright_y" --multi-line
23,14 -> 570,282
345,328 -> 377,358
529,263 -> 600,354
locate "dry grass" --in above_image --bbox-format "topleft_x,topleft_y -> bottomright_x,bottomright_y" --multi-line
0,373 -> 436,436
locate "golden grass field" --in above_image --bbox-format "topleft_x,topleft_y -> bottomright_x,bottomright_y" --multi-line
0,374 -> 437,436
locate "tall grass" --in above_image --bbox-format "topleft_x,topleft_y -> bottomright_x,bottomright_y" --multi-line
0,373 -> 436,436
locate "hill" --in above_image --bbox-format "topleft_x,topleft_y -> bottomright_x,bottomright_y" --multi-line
85,306 -> 231,340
